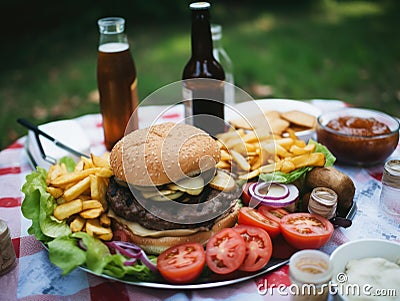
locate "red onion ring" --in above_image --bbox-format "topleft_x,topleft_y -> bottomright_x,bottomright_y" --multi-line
253,182 -> 289,200
249,182 -> 299,208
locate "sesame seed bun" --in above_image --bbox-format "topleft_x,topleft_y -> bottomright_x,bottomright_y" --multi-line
109,122 -> 221,186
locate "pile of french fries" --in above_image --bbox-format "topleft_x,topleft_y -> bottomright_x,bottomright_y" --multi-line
46,153 -> 114,241
216,128 -> 325,181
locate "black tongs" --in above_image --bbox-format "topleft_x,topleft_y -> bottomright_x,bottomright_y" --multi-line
17,118 -> 90,163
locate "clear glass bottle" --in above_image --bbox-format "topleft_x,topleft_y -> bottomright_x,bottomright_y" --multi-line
182,2 -> 226,137
211,24 -> 235,107
380,159 -> 400,218
97,17 -> 139,151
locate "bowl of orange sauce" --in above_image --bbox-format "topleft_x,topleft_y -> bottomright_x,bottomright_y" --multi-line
317,108 -> 399,166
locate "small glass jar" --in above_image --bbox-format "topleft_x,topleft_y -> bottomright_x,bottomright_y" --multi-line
308,187 -> 338,219
380,159 -> 400,218
289,250 -> 332,301
0,219 -> 17,275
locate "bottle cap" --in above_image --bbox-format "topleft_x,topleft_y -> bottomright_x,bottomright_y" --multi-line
98,17 -> 125,34
190,2 -> 211,10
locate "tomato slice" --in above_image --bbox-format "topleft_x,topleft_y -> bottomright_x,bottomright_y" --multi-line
241,182 -> 254,206
205,228 -> 246,275
234,225 -> 273,272
280,213 -> 334,249
157,242 -> 205,284
238,207 -> 280,238
258,206 -> 289,224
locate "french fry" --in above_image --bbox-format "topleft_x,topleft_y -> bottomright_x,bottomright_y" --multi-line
280,159 -> 296,173
86,219 -> 113,236
290,152 -> 325,169
53,199 -> 83,220
241,131 -> 259,144
46,164 -> 64,185
80,208 -> 103,219
82,157 -> 94,169
46,186 -> 64,199
220,150 -> 232,161
70,216 -> 86,232
90,175 -> 108,210
238,168 -> 261,181
99,213 -> 111,227
289,143 -> 316,155
276,144 -> 293,158
216,160 -> 231,169
91,153 -> 110,169
74,160 -> 84,172
51,168 -> 100,186
96,168 -> 113,178
82,200 -> 103,211
63,176 -> 91,202
230,150 -> 251,171
275,138 -> 294,150
259,162 -> 282,174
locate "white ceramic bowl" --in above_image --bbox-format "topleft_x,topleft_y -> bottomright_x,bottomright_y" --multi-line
330,239 -> 400,300
225,99 -> 322,142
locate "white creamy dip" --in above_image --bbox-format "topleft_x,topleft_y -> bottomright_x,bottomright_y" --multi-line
343,257 -> 400,301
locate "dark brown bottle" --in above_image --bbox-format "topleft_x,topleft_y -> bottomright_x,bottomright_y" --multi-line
182,2 -> 225,137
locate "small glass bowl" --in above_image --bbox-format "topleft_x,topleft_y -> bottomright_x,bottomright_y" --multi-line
316,108 -> 399,166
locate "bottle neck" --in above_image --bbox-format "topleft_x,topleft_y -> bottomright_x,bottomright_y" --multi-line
99,32 -> 128,47
191,9 -> 213,58
98,17 -> 129,47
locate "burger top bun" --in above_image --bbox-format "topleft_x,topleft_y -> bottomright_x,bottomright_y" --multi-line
110,122 -> 221,187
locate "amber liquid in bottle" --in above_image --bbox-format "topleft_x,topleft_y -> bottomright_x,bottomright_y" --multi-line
182,2 -> 225,137
97,18 -> 139,151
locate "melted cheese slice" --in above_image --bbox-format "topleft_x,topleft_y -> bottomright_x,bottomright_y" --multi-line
107,209 -> 204,238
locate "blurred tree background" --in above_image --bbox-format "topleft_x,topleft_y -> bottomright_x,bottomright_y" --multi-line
1,0 -> 399,149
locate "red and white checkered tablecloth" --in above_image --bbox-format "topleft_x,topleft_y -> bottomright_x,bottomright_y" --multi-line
1,101 -> 399,301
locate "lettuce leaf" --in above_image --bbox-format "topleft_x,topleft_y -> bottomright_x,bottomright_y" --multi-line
48,232 -> 156,280
259,139 -> 336,184
59,156 -> 76,172
48,234 -> 87,275
21,167 -> 71,241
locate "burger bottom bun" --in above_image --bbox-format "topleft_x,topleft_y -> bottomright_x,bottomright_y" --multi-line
111,202 -> 241,255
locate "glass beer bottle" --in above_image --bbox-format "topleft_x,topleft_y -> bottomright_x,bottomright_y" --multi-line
97,17 -> 139,150
182,2 -> 226,137
211,24 -> 235,107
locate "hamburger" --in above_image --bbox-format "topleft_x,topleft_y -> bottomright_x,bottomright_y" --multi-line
106,122 -> 241,254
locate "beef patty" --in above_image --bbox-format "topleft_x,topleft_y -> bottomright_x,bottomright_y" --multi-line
106,177 -> 240,231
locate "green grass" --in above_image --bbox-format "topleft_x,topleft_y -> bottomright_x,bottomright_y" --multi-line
1,1 -> 399,150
